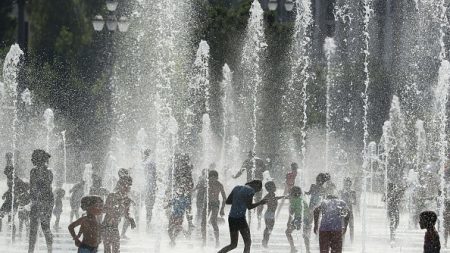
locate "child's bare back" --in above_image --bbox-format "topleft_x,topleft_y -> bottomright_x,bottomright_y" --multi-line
75,215 -> 102,247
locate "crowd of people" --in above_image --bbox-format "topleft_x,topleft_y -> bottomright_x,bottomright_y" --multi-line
0,149 -> 443,253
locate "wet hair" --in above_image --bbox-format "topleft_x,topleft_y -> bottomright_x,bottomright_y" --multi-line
118,168 -> 129,178
316,173 -> 327,185
290,186 -> 302,197
31,149 -> 51,166
209,170 -> 218,179
265,181 -> 276,192
144,149 -> 151,157
5,152 -> 12,161
344,177 -> 352,185
80,196 -> 104,211
55,188 -> 65,198
117,175 -> 133,190
420,211 -> 437,227
291,163 -> 298,170
4,166 -> 14,178
246,180 -> 262,191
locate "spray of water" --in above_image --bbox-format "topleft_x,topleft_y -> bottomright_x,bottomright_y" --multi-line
2,44 -> 23,243
436,0 -> 449,232
324,37 -> 337,172
241,0 -> 266,174
43,108 -> 55,153
219,64 -> 233,170
292,0 -> 313,188
361,0 -> 373,250
61,131 -> 67,183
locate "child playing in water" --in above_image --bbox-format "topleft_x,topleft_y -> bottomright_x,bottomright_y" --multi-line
420,211 -> 440,253
68,196 -> 104,253
102,176 -> 136,253
262,181 -> 285,248
339,177 -> 356,243
53,187 -> 65,230
286,186 -> 310,253
200,170 -> 226,247
70,180 -> 85,222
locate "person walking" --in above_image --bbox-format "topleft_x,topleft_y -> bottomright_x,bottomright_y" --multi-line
218,180 -> 266,253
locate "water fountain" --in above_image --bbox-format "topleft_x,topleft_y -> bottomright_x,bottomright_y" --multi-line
324,37 -> 337,172
288,0 -> 313,188
415,120 -> 426,170
219,64 -> 233,170
2,44 -> 23,243
43,108 -> 55,153
200,114 -> 214,171
184,40 -> 210,167
240,0 -> 266,158
61,130 -> 67,183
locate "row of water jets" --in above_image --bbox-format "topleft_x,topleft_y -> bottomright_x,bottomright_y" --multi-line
1,0 -> 450,251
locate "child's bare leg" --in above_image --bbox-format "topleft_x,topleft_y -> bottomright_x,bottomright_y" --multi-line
210,207 -> 220,246
104,241 -> 111,253
286,226 -> 295,250
445,224 -> 449,247
112,241 -> 120,253
263,218 -> 274,247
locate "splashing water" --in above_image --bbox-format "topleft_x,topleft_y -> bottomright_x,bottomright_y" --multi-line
43,108 -> 55,153
324,37 -> 336,172
241,0 -> 266,163
219,64 -> 233,170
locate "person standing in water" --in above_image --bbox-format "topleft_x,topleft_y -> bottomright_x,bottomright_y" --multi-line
313,189 -> 350,253
218,180 -> 267,253
286,186 -> 310,253
200,169 -> 226,247
339,177 -> 356,243
277,163 -> 298,218
28,149 -> 54,253
385,182 -> 405,243
420,211 -> 441,253
142,149 -> 157,231
69,180 -> 85,222
102,175 -> 135,253
261,181 -> 285,248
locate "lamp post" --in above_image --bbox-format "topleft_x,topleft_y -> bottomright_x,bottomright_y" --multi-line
267,0 -> 295,12
91,0 -> 130,176
92,0 -> 130,33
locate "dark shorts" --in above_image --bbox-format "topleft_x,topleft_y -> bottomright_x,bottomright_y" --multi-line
228,217 -> 249,232
78,243 -> 98,253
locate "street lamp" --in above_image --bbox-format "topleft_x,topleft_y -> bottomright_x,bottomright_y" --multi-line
92,0 -> 130,33
106,15 -> 118,31
267,0 -> 295,12
92,15 -> 105,31
268,0 -> 278,11
118,17 -> 130,32
106,0 -> 119,12
284,0 -> 294,12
